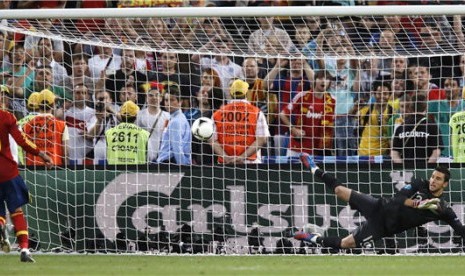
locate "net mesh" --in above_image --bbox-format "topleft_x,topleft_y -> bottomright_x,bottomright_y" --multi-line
1,4 -> 464,254
3,14 -> 465,57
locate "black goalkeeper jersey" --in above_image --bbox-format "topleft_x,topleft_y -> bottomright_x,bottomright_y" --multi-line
381,178 -> 465,238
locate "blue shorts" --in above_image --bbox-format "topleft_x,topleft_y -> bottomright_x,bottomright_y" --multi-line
0,175 -> 30,216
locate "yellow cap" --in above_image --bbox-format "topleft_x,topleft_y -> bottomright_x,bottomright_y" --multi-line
119,100 -> 139,117
0,85 -> 10,94
27,92 -> 40,110
38,89 -> 56,106
229,79 -> 249,98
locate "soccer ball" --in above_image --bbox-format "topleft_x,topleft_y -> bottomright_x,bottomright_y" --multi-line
191,117 -> 215,141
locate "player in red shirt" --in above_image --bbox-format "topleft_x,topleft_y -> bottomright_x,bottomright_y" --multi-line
0,86 -> 52,262
279,70 -> 335,156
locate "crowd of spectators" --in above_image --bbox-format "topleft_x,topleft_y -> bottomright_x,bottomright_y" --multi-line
2,0 -> 465,165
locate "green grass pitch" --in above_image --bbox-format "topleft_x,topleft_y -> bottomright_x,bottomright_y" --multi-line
1,255 -> 465,275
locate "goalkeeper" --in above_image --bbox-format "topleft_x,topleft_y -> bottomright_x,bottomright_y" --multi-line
295,154 -> 465,249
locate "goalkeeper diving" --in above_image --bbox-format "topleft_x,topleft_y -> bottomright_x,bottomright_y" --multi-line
295,154 -> 465,249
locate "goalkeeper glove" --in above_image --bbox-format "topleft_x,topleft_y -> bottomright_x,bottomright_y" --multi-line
413,198 -> 440,210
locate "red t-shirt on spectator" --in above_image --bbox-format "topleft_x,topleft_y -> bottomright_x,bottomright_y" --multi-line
428,88 -> 447,101
281,90 -> 335,154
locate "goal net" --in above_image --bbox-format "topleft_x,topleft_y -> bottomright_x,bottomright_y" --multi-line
1,4 -> 465,255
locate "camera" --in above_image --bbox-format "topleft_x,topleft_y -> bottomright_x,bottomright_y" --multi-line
95,97 -> 105,112
95,103 -> 105,112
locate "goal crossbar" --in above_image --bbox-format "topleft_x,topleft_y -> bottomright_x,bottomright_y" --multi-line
1,5 -> 465,19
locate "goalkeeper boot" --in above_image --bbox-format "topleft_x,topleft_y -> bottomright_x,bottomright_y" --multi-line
20,248 -> 35,263
0,223 -> 10,253
300,153 -> 319,174
293,231 -> 321,244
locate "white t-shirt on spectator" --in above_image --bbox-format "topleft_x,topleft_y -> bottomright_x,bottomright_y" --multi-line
64,106 -> 95,163
135,108 -> 170,162
87,114 -> 118,165
24,35 -> 64,52
135,57 -> 147,72
51,60 -> 69,87
200,57 -> 243,98
248,27 -> 294,55
88,54 -> 122,79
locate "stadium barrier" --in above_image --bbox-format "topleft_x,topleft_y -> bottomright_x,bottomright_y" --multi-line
21,165 -> 465,254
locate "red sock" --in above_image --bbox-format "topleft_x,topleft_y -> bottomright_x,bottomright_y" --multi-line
11,211 -> 28,249
0,216 -> 5,227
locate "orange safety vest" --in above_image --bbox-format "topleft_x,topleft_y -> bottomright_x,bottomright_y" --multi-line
213,101 -> 260,163
23,114 -> 66,166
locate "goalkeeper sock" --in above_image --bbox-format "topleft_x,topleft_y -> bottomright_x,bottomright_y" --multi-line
11,211 -> 28,249
319,236 -> 342,249
314,170 -> 344,192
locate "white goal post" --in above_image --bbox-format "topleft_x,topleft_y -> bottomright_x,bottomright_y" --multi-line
1,5 -> 465,19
